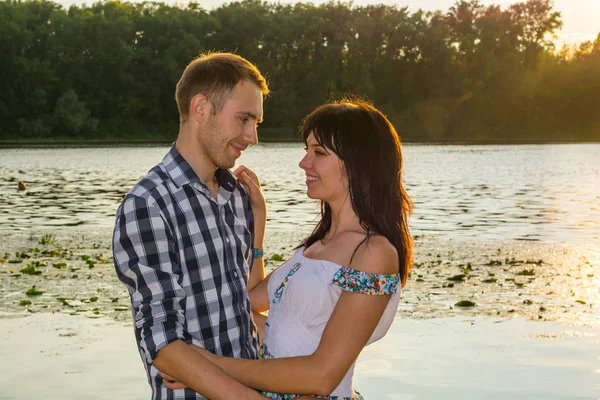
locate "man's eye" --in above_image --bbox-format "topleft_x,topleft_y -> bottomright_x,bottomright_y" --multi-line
240,118 -> 248,124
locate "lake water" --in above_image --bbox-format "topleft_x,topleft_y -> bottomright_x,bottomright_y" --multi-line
1,143 -> 599,243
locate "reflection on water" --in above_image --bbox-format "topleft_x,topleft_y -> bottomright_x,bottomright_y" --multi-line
1,143 -> 599,243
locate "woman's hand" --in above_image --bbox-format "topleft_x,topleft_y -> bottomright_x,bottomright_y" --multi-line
233,165 -> 266,216
157,344 -> 217,391
158,371 -> 188,390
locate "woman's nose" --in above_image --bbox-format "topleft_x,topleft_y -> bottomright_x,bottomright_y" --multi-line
299,154 -> 310,170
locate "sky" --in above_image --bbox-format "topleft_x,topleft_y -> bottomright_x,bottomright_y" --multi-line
55,0 -> 599,46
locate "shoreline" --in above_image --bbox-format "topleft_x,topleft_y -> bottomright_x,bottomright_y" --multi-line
2,139 -> 600,148
0,227 -> 598,398
0,312 -> 597,399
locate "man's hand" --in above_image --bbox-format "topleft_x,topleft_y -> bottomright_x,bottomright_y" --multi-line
158,370 -> 318,399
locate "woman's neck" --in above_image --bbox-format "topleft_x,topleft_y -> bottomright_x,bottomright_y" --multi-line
324,194 -> 364,240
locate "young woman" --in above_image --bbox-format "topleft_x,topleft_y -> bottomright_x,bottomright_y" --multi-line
163,99 -> 413,399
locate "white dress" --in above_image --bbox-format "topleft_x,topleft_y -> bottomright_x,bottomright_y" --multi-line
260,247 -> 401,399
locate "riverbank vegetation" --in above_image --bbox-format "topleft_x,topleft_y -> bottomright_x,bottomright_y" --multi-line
1,0 -> 598,143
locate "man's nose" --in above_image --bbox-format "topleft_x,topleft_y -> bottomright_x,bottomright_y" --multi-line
245,124 -> 258,145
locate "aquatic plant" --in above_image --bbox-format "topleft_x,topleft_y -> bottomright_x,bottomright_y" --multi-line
58,298 -> 71,306
455,300 -> 476,307
39,234 -> 56,245
516,269 -> 535,276
25,286 -> 44,296
447,274 -> 466,282
20,265 -> 42,275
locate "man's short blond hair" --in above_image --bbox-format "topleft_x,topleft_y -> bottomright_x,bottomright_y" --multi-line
175,52 -> 269,123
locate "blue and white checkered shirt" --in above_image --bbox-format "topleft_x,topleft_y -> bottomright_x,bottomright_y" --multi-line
113,145 -> 259,399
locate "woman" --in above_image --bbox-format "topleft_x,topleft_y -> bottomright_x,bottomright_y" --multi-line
163,99 -> 413,399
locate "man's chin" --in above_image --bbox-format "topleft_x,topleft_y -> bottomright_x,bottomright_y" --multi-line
217,158 -> 237,170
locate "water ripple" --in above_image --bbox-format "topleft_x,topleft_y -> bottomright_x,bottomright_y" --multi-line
1,143 -> 599,243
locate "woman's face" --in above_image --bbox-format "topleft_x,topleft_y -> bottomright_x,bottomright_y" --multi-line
298,133 -> 349,203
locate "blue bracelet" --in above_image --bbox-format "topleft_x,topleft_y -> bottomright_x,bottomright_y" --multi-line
253,248 -> 265,258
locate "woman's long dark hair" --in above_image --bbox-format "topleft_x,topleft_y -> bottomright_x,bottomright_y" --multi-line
300,99 -> 413,286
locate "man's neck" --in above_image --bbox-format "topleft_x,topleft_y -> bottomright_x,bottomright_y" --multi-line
175,132 -> 217,187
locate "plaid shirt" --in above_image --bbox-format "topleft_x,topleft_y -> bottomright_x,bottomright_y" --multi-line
113,145 -> 259,399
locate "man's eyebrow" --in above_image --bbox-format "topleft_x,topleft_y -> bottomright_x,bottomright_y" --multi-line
239,111 -> 263,124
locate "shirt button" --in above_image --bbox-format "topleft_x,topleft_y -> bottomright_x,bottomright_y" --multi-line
225,238 -> 230,243
233,271 -> 238,278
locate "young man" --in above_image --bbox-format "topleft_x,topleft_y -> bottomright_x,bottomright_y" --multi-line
113,52 -> 269,399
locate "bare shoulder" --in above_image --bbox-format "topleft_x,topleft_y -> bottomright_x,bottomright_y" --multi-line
350,235 -> 399,275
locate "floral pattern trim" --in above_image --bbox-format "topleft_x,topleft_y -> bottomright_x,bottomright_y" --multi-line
259,342 -> 364,399
260,390 -> 364,400
259,342 -> 275,359
331,266 -> 399,295
272,262 -> 301,304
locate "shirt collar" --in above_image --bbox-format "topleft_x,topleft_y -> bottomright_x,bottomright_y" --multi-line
161,145 -> 238,194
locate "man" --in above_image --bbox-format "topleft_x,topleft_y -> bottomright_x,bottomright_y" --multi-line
113,52 -> 269,399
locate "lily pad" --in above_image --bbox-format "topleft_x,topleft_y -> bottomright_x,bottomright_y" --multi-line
447,274 -> 466,282
455,300 -> 476,307
20,265 -> 42,275
516,269 -> 535,276
26,286 -> 44,296
482,278 -> 497,283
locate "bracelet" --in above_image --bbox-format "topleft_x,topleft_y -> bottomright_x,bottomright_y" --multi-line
253,248 -> 265,259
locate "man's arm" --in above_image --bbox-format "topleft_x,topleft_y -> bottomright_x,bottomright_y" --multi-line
113,196 -> 265,399
154,340 -> 267,400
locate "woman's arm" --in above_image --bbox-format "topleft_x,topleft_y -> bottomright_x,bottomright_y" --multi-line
235,165 -> 267,293
154,341 -> 269,399
196,237 -> 400,396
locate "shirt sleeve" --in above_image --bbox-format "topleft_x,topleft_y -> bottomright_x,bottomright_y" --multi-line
331,266 -> 400,295
242,185 -> 255,269
113,195 -> 186,364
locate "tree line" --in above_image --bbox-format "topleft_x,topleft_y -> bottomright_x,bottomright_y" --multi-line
0,0 -> 599,143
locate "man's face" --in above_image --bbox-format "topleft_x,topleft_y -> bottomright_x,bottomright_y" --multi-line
200,80 -> 264,170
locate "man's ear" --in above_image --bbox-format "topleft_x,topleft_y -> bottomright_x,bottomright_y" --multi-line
190,94 -> 210,123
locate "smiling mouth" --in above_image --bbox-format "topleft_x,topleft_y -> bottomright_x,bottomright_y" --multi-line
230,144 -> 247,156
306,175 -> 320,184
